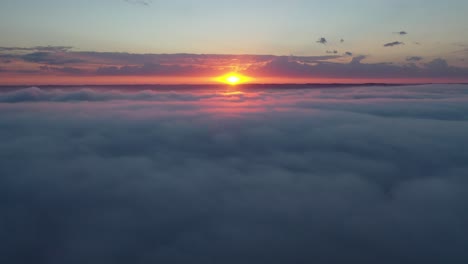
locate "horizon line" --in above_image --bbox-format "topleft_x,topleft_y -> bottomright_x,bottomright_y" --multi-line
1,82 -> 468,88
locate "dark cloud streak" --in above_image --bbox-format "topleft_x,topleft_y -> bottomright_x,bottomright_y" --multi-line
384,41 -> 405,47
394,31 -> 408,35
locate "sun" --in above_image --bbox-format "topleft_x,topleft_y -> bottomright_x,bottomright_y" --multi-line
227,75 -> 241,84
215,73 -> 253,85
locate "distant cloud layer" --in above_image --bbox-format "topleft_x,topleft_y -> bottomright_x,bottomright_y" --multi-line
1,46 -> 468,83
1,84 -> 468,263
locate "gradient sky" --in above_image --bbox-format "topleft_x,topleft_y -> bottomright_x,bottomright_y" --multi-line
1,0 -> 468,84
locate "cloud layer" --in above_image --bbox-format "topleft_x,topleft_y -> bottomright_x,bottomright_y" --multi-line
1,84 -> 468,263
2,47 -> 467,83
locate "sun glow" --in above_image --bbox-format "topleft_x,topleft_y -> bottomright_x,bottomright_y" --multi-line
227,75 -> 240,84
215,73 -> 253,85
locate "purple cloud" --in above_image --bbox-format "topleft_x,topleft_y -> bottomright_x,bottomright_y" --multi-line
406,56 -> 423,62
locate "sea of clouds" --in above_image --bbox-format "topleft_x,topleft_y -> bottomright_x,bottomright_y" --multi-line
1,84 -> 468,263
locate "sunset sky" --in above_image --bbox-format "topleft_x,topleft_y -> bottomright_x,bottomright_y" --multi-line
1,0 -> 468,84
3,2 -> 468,263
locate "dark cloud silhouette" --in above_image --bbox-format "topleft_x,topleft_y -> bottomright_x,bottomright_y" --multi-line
395,31 -> 408,35
326,50 -> 338,54
345,52 -> 353,56
350,55 -> 367,64
1,84 -> 468,264
317,37 -> 327,45
22,52 -> 83,65
384,41 -> 405,47
406,56 -> 423,62
340,38 -> 344,43
427,58 -> 450,69
420,58 -> 468,77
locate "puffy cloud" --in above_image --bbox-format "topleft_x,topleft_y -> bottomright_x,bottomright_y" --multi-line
384,41 -> 405,47
395,31 -> 408,35
1,84 -> 468,263
426,58 -> 449,69
317,37 -> 327,45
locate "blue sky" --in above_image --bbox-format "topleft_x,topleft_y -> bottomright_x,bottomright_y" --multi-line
1,0 -> 467,56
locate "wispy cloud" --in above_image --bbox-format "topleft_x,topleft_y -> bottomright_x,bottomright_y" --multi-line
384,41 -> 405,47
406,56 -> 423,62
124,0 -> 151,6
0,46 -> 73,53
394,31 -> 408,35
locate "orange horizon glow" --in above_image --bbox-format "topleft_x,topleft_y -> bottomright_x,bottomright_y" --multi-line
214,73 -> 254,85
0,73 -> 467,86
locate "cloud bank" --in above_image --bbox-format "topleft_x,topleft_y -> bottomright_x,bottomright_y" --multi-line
1,84 -> 468,263
1,47 -> 468,83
